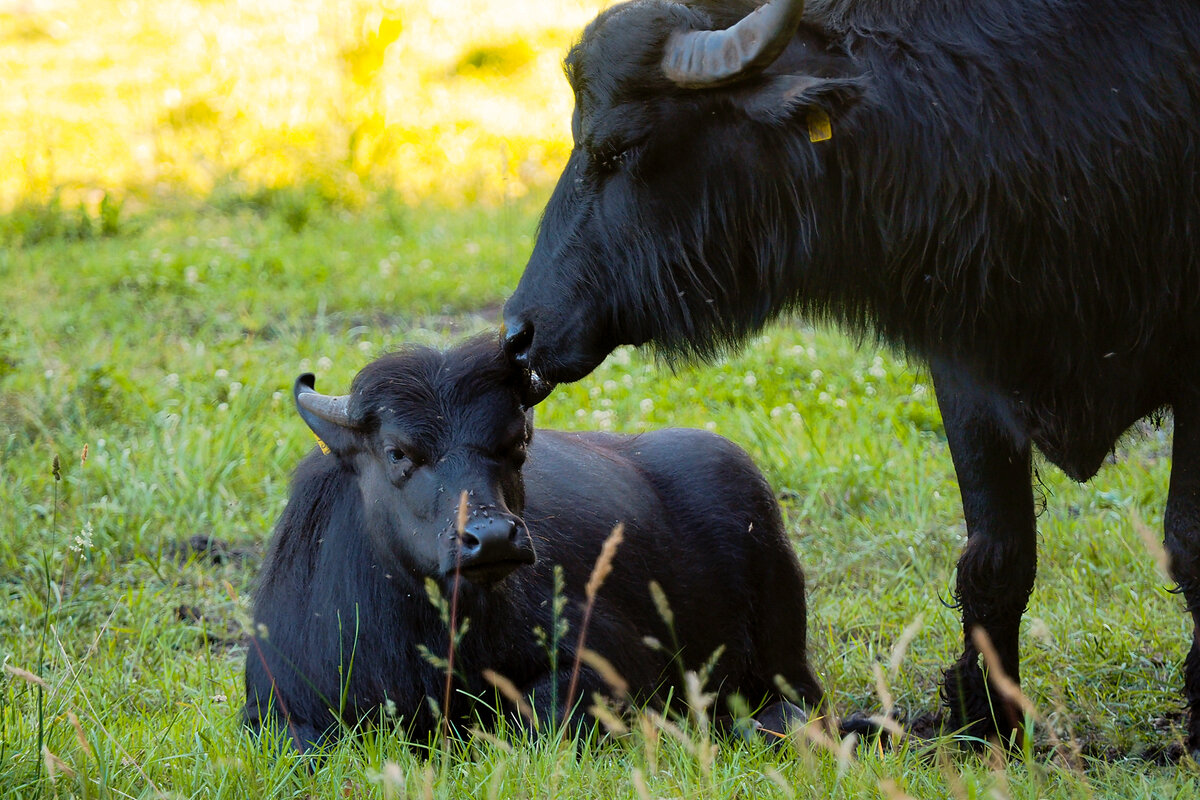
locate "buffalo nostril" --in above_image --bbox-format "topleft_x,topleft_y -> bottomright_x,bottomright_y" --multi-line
501,318 -> 534,365
459,529 -> 481,553
460,517 -> 529,560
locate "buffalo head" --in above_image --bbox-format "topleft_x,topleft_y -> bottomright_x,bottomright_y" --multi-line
502,0 -> 863,383
293,337 -> 552,584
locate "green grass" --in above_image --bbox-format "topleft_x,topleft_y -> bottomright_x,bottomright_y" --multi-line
1,194 -> 1198,798
2,0 -> 1199,796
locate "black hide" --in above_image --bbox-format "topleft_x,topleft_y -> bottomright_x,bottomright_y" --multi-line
500,0 -> 1200,752
244,335 -> 821,750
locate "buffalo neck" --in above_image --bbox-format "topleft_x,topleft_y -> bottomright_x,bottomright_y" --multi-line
801,0 -> 1199,395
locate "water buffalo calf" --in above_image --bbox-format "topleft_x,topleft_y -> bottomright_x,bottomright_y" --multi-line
243,335 -> 822,750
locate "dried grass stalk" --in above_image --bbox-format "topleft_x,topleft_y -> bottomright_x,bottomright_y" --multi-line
483,668 -> 536,727
565,524 -> 625,718
580,648 -> 629,697
4,663 -> 47,687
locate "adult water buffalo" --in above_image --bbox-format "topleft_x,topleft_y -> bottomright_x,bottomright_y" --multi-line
244,335 -> 823,751
501,0 -> 1200,753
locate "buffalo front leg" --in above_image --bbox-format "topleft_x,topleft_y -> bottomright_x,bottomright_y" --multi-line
932,361 -> 1038,744
1165,395 -> 1200,757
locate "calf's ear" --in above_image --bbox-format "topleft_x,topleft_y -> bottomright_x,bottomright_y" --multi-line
293,373 -> 360,456
736,73 -> 865,126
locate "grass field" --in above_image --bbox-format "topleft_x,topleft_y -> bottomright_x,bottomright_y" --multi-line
2,1 -> 1199,797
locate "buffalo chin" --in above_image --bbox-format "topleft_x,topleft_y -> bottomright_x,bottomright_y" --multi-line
454,558 -> 534,586
525,345 -> 608,385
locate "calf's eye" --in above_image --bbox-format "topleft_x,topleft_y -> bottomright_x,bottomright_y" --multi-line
384,447 -> 415,478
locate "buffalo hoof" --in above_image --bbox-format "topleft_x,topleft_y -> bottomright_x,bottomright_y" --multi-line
942,658 -> 1025,749
751,700 -> 809,743
838,706 -> 916,749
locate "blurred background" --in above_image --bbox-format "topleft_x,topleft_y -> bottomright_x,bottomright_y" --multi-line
0,0 -> 600,224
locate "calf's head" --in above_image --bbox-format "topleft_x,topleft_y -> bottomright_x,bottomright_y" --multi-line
293,337 -> 552,585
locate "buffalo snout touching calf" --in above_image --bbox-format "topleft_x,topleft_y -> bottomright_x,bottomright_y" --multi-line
245,334 -> 825,751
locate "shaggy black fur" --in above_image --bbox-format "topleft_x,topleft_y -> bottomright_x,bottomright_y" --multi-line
501,0 -> 1200,753
244,335 -> 823,751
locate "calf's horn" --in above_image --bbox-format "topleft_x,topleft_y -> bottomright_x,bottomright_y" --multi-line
295,373 -> 353,428
661,0 -> 805,88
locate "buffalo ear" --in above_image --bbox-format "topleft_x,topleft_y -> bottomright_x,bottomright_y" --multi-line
293,373 -> 360,456
736,73 -> 865,126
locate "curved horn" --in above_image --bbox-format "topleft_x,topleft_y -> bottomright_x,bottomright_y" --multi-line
661,0 -> 806,88
294,373 -> 353,428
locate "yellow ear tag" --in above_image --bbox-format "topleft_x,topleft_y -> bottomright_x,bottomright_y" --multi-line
313,433 -> 331,455
807,108 -> 832,143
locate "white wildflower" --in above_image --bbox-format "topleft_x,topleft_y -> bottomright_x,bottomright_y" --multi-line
71,521 -> 94,559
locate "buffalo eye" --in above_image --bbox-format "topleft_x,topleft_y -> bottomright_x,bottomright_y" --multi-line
383,446 -> 415,479
590,143 -> 629,174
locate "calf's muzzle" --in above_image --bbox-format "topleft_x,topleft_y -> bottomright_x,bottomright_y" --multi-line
454,513 -> 536,584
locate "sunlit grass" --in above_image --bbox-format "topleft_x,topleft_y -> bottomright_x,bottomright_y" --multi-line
0,0 -> 604,213
2,201 -> 1198,795
2,0 -> 1199,796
